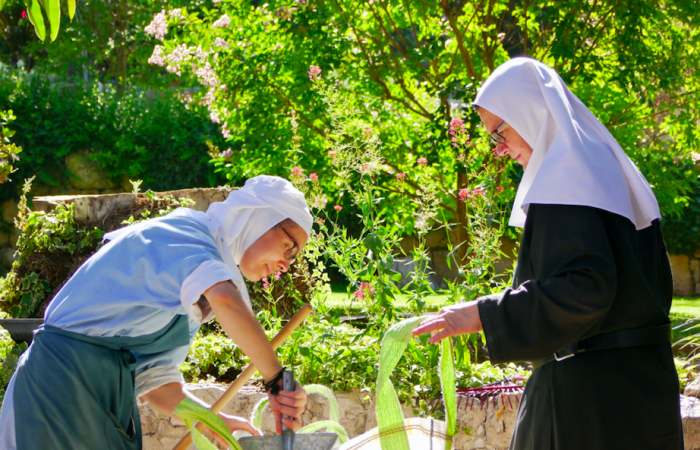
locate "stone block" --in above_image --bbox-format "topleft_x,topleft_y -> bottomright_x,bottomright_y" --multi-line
682,395 -> 700,450
0,247 -> 16,269
2,199 -> 17,224
691,259 -> 700,285
390,256 -> 440,290
65,151 -> 116,190
669,254 -> 693,296
685,379 -> 700,398
431,248 -> 461,288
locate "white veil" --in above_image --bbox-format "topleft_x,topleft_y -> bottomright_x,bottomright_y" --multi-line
473,57 -> 661,230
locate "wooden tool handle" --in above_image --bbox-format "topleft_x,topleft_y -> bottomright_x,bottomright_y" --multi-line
172,304 -> 313,450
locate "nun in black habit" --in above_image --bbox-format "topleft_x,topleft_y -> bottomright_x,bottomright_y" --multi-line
414,57 -> 684,450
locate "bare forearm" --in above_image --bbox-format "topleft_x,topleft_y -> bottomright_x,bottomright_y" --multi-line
140,382 -> 207,417
205,282 -> 283,381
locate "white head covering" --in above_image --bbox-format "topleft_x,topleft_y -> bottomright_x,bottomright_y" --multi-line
206,175 -> 313,265
473,57 -> 661,230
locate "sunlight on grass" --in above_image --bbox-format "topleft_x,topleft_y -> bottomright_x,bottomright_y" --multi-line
323,292 -> 700,318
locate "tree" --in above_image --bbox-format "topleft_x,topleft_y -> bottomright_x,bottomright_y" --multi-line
153,0 -> 700,262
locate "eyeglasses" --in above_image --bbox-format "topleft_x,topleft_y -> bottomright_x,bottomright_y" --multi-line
488,121 -> 507,145
277,225 -> 300,261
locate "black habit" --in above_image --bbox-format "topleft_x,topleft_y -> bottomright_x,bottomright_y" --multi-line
478,203 -> 684,450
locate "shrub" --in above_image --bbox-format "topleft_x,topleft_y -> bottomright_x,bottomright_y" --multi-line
0,67 -> 227,205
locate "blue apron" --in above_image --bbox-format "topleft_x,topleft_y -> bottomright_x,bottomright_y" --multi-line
13,314 -> 190,450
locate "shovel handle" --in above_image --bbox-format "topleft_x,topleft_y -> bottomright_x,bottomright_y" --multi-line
172,304 -> 313,450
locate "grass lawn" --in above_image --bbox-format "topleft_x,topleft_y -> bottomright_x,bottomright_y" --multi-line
323,288 -> 700,344
325,289 -> 700,317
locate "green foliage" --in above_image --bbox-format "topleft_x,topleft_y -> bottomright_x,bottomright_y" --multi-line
155,0 -> 700,252
0,334 -> 27,410
0,68 -> 226,204
0,109 -> 21,182
0,200 -> 104,318
659,161 -> 700,255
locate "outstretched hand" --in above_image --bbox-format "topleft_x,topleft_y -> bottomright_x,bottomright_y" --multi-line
269,380 -> 307,434
412,301 -> 483,343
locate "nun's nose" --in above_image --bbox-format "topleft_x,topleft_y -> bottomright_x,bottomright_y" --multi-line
495,143 -> 509,157
277,260 -> 291,273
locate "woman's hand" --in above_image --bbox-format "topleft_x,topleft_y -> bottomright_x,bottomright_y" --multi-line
268,380 -> 307,433
207,413 -> 261,447
412,301 -> 483,343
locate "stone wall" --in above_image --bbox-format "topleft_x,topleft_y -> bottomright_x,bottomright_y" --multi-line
670,253 -> 700,297
142,384 -> 700,450
0,186 -> 236,276
139,383 -> 520,450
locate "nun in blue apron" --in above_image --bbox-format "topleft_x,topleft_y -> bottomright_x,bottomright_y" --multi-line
0,175 -> 311,450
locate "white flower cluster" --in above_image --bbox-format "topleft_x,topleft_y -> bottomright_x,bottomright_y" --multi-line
214,38 -> 231,49
145,10 -> 168,41
195,63 -> 220,88
168,8 -> 183,20
221,123 -> 232,139
148,45 -> 165,66
212,14 -> 231,28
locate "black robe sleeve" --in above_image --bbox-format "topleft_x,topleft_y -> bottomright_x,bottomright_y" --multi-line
478,204 -> 617,363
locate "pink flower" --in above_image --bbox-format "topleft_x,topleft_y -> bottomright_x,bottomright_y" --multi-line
362,163 -> 370,173
334,205 -> 342,211
21,11 -> 26,18
317,218 -> 325,224
458,153 -> 465,160
317,233 -> 323,238
473,188 -> 485,196
291,110 -> 296,116
274,271 -> 281,280
417,158 -> 428,166
354,282 -> 375,300
308,65 -> 322,80
458,189 -> 469,202
449,118 -> 465,135
496,186 -> 505,191
309,173 -> 318,182
363,129 -> 373,135
328,150 -> 337,159
396,172 -> 406,182
290,166 -> 305,183
222,149 -> 232,159
262,277 -> 270,289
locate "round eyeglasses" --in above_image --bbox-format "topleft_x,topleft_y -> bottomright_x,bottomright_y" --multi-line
488,121 -> 507,145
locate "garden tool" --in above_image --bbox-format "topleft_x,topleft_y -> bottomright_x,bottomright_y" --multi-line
172,304 -> 313,450
238,370 -> 338,450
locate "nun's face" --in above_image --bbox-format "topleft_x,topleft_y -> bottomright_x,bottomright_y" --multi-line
239,221 -> 309,281
478,108 -> 533,169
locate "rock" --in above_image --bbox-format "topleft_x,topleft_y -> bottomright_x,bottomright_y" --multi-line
682,395 -> 700,450
2,199 -> 17,224
686,379 -> 700,398
390,256 -> 440,290
65,151 -> 116,190
669,254 -> 693,296
0,247 -> 16,269
431,248 -> 460,288
691,259 -> 700,285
